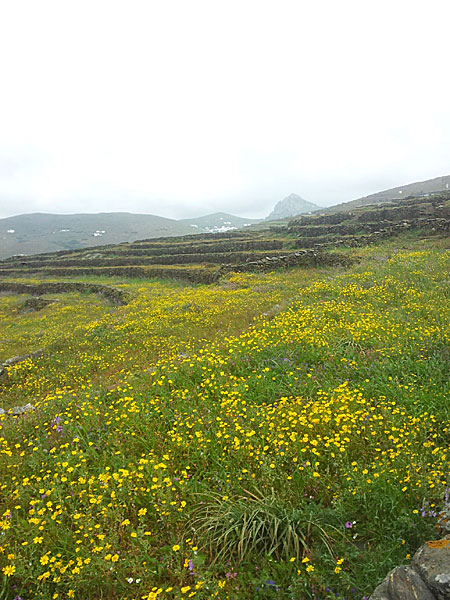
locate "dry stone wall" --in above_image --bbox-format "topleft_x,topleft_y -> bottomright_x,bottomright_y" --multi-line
222,250 -> 353,273
0,281 -> 130,306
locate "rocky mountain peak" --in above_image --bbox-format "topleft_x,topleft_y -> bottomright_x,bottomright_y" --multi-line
266,193 -> 319,221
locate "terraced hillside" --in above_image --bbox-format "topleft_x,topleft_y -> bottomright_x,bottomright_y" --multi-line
1,193 -> 449,284
274,192 -> 450,247
0,198 -> 449,600
0,230 -> 350,284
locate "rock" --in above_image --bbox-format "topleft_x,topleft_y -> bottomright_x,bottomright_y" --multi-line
371,565 -> 436,599
413,539 -> 450,599
266,193 -> 319,221
2,349 -> 43,367
387,566 -> 436,599
3,354 -> 27,366
369,574 -> 390,599
438,506 -> 450,534
370,538 -> 450,600
0,403 -> 35,416
21,297 -> 57,312
11,403 -> 35,416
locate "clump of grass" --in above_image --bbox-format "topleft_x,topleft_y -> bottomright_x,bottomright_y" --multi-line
190,491 -> 338,563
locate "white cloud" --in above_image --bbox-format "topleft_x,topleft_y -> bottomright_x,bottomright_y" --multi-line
0,0 -> 449,219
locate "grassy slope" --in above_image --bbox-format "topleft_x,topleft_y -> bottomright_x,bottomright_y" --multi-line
320,174 -> 450,213
0,234 -> 449,599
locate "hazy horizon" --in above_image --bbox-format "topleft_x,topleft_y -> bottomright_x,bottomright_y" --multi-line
1,1 -> 450,221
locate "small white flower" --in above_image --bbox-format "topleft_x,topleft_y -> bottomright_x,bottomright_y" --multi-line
127,577 -> 134,583
136,579 -> 141,584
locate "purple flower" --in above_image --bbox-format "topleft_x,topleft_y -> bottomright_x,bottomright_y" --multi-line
345,521 -> 353,528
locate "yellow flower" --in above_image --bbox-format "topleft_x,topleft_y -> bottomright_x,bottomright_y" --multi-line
172,544 -> 180,552
2,564 -> 15,576
306,564 -> 314,573
181,586 -> 191,593
138,508 -> 147,516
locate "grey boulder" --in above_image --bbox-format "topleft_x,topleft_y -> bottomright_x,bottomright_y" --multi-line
370,565 -> 436,599
413,540 -> 450,599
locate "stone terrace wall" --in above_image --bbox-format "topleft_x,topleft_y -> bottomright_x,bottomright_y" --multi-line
0,267 -> 221,285
223,250 -> 353,273
0,281 -> 130,305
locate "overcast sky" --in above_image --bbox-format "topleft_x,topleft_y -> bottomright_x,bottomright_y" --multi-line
0,0 -> 449,220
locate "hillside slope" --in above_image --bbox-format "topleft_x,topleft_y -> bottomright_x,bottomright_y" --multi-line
0,231 -> 449,599
323,174 -> 450,212
1,193 -> 449,285
0,211 -> 260,259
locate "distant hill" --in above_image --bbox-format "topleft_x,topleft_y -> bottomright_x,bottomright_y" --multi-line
0,212 -> 261,260
266,194 -> 320,220
323,175 -> 450,213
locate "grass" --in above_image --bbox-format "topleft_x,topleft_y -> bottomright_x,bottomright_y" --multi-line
0,233 -> 449,599
190,491 -> 339,563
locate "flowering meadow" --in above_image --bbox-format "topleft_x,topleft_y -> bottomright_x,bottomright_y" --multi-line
0,239 -> 449,599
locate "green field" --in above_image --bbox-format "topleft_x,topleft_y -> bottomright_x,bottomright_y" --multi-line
0,204 -> 449,599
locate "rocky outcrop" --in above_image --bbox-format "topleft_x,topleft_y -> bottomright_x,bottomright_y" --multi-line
266,193 -> 319,221
371,538 -> 450,600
